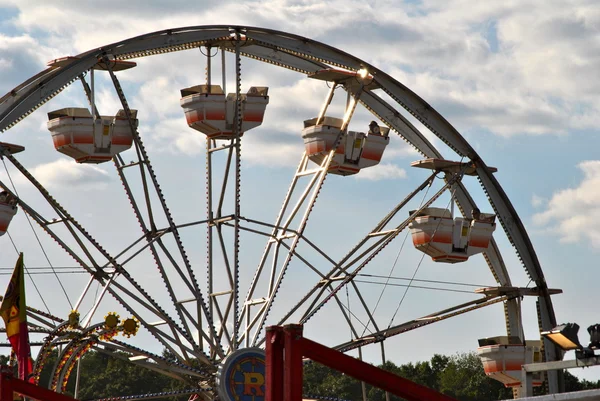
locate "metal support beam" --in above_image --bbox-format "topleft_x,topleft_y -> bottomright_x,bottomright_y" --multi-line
519,356 -> 600,397
524,356 -> 600,373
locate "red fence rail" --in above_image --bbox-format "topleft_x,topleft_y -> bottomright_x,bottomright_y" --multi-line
267,324 -> 458,401
0,371 -> 77,401
0,324 -> 458,401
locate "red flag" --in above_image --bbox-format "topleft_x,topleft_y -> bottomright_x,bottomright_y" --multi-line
0,253 -> 33,382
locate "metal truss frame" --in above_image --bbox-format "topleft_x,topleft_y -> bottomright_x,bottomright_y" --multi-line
0,25 -> 561,394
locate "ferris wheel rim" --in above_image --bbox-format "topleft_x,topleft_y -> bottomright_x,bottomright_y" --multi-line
0,24 -> 560,394
0,23 -> 554,278
0,23 -> 555,317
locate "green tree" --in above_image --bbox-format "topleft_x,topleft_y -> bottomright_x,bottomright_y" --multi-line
75,350 -> 178,400
366,356 -> 451,401
563,370 -> 600,392
36,349 -> 58,390
305,352 -> 513,401
16,347 -> 600,401
304,362 -> 364,400
438,352 -> 511,401
366,361 -> 402,401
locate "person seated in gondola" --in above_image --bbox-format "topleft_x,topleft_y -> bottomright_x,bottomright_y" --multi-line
0,191 -> 17,208
368,121 -> 381,135
471,207 -> 495,224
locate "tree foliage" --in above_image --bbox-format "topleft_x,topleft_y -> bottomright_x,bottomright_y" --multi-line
74,351 -> 176,400
302,351 -> 600,401
29,349 -> 186,400
7,348 -> 599,401
304,352 -> 513,401
437,352 -> 512,401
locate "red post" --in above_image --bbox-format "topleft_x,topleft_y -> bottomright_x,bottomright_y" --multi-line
266,326 -> 284,401
283,324 -> 303,401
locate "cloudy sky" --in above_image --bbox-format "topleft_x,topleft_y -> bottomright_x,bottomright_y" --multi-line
1,0 -> 600,385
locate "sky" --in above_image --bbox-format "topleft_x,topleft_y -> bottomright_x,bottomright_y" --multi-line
1,0 -> 600,387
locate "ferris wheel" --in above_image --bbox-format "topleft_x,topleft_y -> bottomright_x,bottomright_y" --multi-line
0,26 -> 562,400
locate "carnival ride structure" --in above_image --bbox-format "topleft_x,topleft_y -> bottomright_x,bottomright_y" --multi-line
0,26 -> 563,400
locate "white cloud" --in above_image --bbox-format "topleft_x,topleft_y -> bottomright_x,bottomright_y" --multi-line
141,117 -> 204,156
532,161 -> 600,247
242,139 -> 303,167
134,76 -> 181,120
3,0 -> 600,147
19,159 -> 111,189
8,2 -> 600,202
354,163 -> 407,181
531,194 -> 546,208
0,33 -> 54,95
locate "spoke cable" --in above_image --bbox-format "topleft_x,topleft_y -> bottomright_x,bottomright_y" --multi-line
354,280 -> 477,295
345,285 -> 353,339
329,287 -> 373,336
357,273 -> 492,289
359,179 -> 434,338
385,212 -> 444,329
0,271 -> 85,275
2,158 -> 73,309
386,161 -> 468,330
4,232 -> 51,313
80,280 -> 101,322
0,266 -> 90,270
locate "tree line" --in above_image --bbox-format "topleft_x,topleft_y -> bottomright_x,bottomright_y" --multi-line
2,350 -> 599,400
304,352 -> 600,401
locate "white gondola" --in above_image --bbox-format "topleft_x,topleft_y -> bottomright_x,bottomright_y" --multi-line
477,336 -> 543,388
47,108 -> 137,164
408,207 -> 496,263
408,158 -> 497,263
0,191 -> 18,237
180,85 -> 269,140
301,117 -> 390,176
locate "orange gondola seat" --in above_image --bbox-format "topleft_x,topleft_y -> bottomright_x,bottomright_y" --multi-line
180,85 -> 269,139
301,118 -> 389,176
47,108 -> 137,164
408,207 -> 496,263
477,336 -> 543,388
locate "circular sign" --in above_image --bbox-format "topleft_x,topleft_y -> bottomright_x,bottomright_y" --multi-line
217,348 -> 266,401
